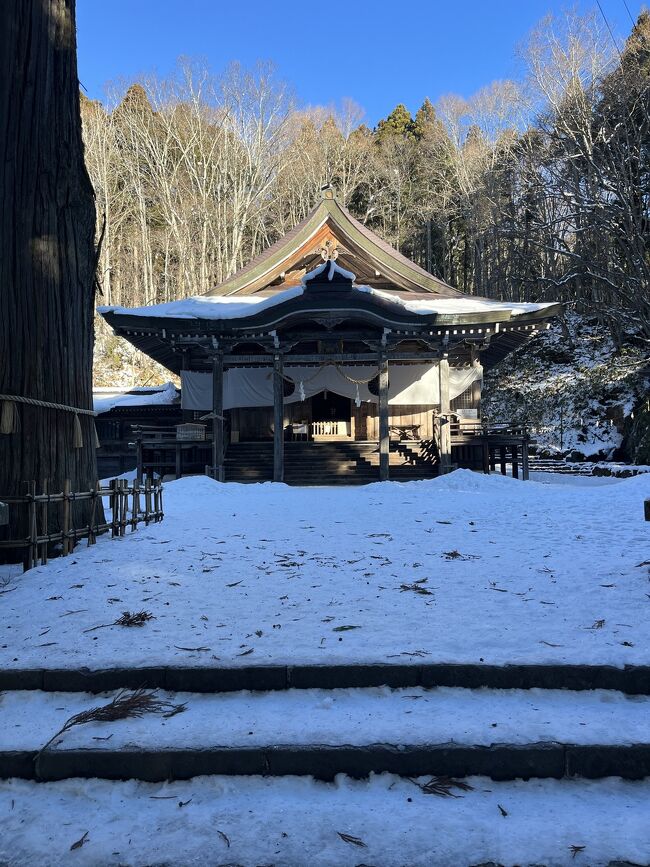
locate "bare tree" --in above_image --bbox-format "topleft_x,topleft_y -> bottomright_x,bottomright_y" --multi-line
87,8 -> 650,390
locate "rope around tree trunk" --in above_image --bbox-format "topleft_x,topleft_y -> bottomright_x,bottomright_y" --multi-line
0,394 -> 96,416
0,394 -> 98,447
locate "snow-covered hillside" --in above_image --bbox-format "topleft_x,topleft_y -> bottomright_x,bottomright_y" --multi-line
93,316 -> 173,389
483,314 -> 649,463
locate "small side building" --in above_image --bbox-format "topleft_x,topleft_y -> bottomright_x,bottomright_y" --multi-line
94,383 -> 181,478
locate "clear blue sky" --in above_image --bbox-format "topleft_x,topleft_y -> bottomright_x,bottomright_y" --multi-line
76,0 -> 643,126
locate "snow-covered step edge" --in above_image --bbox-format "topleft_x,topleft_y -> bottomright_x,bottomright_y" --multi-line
3,687 -> 650,753
4,687 -> 650,782
1,774 -> 649,867
3,662 -> 650,694
6,740 -> 650,783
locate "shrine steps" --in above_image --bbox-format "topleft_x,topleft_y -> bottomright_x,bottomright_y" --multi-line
2,669 -> 650,783
225,440 -> 438,485
528,458 -> 595,476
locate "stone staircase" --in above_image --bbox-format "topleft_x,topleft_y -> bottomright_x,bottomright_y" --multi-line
225,440 -> 439,485
2,662 -> 649,784
528,458 -> 596,476
3,661 -> 650,865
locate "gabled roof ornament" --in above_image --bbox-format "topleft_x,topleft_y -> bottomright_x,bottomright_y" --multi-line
302,259 -> 356,288
319,238 -> 339,261
209,180 -> 465,297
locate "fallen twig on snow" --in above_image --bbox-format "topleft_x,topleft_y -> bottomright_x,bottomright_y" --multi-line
399,582 -> 433,596
35,688 -> 184,767
174,645 -> 211,652
442,550 -> 480,561
409,776 -> 474,798
83,610 -> 154,633
115,610 -> 154,627
587,619 -> 605,630
70,831 -> 89,851
337,831 -> 367,848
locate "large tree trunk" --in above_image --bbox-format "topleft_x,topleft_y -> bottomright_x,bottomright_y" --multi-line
0,0 -> 99,544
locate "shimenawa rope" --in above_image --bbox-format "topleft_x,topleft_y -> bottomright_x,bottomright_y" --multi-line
0,394 -> 99,448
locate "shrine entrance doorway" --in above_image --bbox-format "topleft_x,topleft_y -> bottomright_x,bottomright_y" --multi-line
310,390 -> 352,439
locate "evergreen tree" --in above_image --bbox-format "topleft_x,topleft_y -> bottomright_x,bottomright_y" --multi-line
375,104 -> 415,141
413,97 -> 437,139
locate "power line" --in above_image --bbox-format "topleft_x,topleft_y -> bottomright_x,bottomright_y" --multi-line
595,0 -> 624,59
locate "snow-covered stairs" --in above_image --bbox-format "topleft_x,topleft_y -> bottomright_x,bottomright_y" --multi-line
3,674 -> 650,784
4,775 -> 650,867
4,670 -> 650,865
528,458 -> 596,476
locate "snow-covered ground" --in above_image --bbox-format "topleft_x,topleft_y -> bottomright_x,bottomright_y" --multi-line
1,773 -> 649,867
2,471 -> 650,867
1,470 -> 649,670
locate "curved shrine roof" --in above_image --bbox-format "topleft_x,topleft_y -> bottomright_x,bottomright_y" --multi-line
98,201 -> 561,375
202,193 -> 463,297
99,260 -> 558,328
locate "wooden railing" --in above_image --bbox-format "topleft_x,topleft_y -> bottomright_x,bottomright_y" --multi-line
430,417 -> 532,480
131,425 -> 215,481
0,478 -> 164,572
448,418 -> 531,440
311,420 -> 350,437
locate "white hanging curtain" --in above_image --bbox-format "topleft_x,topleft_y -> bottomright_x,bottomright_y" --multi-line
181,363 -> 481,412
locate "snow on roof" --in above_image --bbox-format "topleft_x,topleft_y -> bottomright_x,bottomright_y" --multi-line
301,259 -> 356,284
355,286 -> 558,317
98,286 -> 305,321
93,381 -> 179,414
99,262 -> 556,324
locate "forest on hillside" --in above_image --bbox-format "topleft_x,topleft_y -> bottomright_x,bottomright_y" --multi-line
84,9 -> 650,380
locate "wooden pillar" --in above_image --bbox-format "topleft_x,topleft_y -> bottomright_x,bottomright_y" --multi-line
378,353 -> 389,481
511,445 -> 519,479
522,434 -> 530,481
500,446 -> 507,475
212,353 -> 224,482
181,349 -> 193,422
135,432 -> 143,485
273,353 -> 284,483
482,441 -> 490,474
439,356 -> 452,473
175,442 -> 181,480
470,346 -> 483,419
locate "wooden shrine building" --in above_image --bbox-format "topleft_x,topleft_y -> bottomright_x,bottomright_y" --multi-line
99,189 -> 561,484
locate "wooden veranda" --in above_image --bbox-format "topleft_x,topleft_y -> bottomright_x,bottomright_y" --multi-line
130,421 -> 531,484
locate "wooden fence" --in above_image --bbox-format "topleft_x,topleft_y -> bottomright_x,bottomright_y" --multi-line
0,478 -> 163,571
